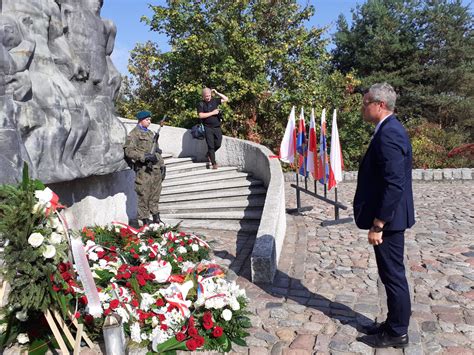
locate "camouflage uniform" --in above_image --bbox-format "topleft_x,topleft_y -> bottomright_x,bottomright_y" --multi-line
124,126 -> 165,220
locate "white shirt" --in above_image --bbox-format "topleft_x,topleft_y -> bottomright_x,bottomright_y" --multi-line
373,113 -> 393,136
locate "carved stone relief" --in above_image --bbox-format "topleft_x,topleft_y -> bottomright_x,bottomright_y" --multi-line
0,0 -> 126,184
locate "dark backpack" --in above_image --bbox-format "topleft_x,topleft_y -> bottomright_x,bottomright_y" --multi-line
191,123 -> 205,140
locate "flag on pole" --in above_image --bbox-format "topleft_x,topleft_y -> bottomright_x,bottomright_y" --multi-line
306,108 -> 318,179
316,108 -> 330,184
328,109 -> 344,190
279,106 -> 296,164
296,108 -> 308,176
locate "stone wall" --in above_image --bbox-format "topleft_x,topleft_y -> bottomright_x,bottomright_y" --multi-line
285,168 -> 474,182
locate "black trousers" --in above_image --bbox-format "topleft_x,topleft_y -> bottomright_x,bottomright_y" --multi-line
374,229 -> 411,336
204,126 -> 222,165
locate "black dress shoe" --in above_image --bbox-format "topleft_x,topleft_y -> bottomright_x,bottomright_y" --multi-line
357,331 -> 409,348
363,321 -> 386,335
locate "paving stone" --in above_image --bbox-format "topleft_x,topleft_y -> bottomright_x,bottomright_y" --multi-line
374,348 -> 403,354
249,348 -> 268,355
270,307 -> 289,319
421,320 -> 439,332
270,341 -> 287,355
289,334 -> 316,350
275,329 -> 296,342
254,331 -> 278,345
281,349 -> 312,355
403,344 -> 424,355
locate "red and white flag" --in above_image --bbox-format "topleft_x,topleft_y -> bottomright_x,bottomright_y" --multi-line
328,109 -> 344,190
279,106 -> 297,164
306,108 -> 318,178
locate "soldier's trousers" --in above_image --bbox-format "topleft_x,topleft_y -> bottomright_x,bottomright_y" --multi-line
135,166 -> 163,220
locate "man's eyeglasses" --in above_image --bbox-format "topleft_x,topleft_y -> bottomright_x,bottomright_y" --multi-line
363,100 -> 381,107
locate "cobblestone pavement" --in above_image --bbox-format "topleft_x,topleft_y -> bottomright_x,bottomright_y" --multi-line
200,180 -> 474,355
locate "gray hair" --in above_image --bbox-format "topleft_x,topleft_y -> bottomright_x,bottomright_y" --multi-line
202,87 -> 211,94
368,83 -> 397,111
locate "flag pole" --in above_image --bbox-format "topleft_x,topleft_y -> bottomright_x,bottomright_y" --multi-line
334,186 -> 340,220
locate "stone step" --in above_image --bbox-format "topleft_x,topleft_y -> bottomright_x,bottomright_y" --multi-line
159,198 -> 266,214
164,157 -> 194,166
164,166 -> 239,180
165,162 -> 209,175
159,186 -> 267,203
161,179 -> 263,196
162,171 -> 251,188
162,210 -> 262,221
163,218 -> 261,233
162,153 -> 173,159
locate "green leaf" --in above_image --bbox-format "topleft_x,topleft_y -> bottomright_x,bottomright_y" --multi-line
232,337 -> 247,347
29,339 -> 49,355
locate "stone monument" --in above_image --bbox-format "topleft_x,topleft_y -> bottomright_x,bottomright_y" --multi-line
0,0 -> 126,184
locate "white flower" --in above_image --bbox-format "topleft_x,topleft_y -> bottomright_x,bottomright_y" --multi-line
49,232 -> 62,244
88,252 -> 98,261
98,259 -> 108,268
0,324 -> 6,333
34,188 -> 53,205
221,309 -> 232,321
130,322 -> 142,343
145,260 -> 171,283
32,202 -> 46,214
151,316 -> 159,327
230,298 -> 241,311
28,232 -> 44,248
177,246 -> 187,254
115,306 -> 130,323
47,217 -> 66,235
15,310 -> 28,322
43,245 -> 56,259
191,244 -> 199,252
17,333 -> 29,344
140,293 -> 155,311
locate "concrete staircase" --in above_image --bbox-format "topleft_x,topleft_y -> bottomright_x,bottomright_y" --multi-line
160,155 -> 267,233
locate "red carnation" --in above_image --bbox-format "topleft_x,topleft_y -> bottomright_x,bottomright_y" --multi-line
187,327 -> 198,337
109,299 -> 120,309
202,311 -> 212,322
185,339 -> 198,351
175,332 -> 186,342
169,247 -> 174,253
212,326 -> 223,338
203,320 -> 213,330
156,298 -> 165,307
161,324 -> 168,331
80,295 -> 88,305
52,285 -> 61,292
84,314 -> 94,324
131,299 -> 139,307
194,335 -> 205,347
177,256 -> 183,262
149,252 -> 155,259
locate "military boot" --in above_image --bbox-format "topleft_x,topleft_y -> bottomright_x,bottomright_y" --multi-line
141,218 -> 152,226
129,219 -> 139,229
152,213 -> 163,224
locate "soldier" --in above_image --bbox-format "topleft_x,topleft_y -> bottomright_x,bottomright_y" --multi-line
124,111 -> 165,228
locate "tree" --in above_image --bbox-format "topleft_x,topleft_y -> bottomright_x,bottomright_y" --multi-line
332,0 -> 473,140
118,0 -> 364,166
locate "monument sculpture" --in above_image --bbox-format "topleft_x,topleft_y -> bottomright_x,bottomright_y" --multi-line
0,0 -> 126,184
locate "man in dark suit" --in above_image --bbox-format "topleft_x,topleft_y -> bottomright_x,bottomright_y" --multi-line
354,83 -> 415,348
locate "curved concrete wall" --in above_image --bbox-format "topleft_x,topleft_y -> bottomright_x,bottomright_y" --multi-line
121,118 -> 286,283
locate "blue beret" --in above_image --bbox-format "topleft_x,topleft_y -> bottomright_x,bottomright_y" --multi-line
136,110 -> 151,120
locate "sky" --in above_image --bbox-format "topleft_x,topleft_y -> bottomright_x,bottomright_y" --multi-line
102,0 -> 360,75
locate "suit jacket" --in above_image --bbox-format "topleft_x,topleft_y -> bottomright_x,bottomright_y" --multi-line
353,115 -> 415,231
